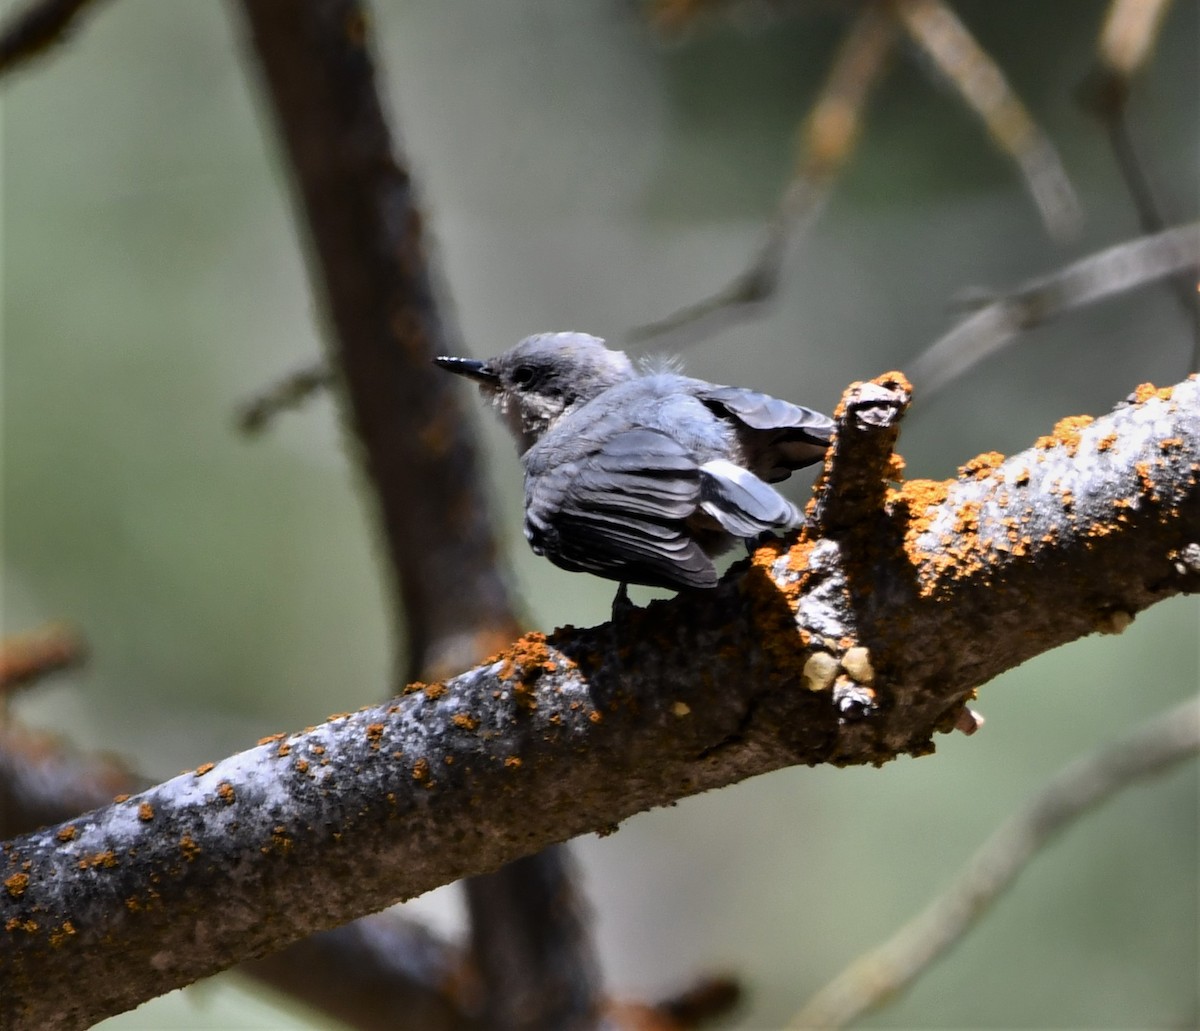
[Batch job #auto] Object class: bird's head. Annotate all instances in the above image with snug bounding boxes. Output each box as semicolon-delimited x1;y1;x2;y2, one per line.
436;332;636;451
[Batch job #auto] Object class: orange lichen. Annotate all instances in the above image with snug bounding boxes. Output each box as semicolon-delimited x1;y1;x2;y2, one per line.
124;897;141;912
1096;431;1118;452
953;499;981;535
887;477;993;596
276;741;291;758
261;826;292;856
958;451;1005;479
411;757;431;783
588;709;603;724
452;713;479;731
179;836;201;862
1131;382;1173;404
365;723;385;751
194;763;214;777
1159;437;1184;452
56;825;77;843
504;756;522;769
6;918;38;933
295;758;309;774
325;712;351;722
113;793;131;803
878;370;912;393
48;920;76;947
889;477;949;517
885;452;907;481
311;745;325;756
137;803;154;823
78;850;118;871
1135;460;1156;494
498;632;557;682
257;733;286;747
1035;414;1094;456
423;682;447;700
216;781;235;805
4;872;29;898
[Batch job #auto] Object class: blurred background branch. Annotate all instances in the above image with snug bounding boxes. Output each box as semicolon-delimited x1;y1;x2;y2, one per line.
908;221;1200;396
634;0;1083;345
0;0;110;76
790;694;1200;1030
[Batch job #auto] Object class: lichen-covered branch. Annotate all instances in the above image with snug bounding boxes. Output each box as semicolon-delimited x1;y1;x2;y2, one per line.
2;374;1197;1031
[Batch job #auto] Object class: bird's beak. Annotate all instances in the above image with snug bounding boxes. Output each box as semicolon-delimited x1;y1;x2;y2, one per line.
433;355;499;384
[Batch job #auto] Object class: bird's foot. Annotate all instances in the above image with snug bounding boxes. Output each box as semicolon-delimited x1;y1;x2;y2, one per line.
743;530;775;556
611;581;638;626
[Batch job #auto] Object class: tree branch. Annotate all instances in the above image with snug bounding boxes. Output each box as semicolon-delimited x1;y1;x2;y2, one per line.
235;3;602;1027
237;0;520;684
463;848;603;1031
0;0;110;77
0;624;86;705
0;721;485;1031
908;222;1200;397
3;372;1197;1030
243;912;479;1031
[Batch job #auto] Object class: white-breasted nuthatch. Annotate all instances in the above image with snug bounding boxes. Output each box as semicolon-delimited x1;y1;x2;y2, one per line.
435;333;833;592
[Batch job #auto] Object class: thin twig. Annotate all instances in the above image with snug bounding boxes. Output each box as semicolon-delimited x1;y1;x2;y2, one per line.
1078;0;1199;368
0;624;86;708
908;221;1200;397
789;694;1200;1030
631;2;896;344
892;0;1081;241
0;0;110;77
1096;0;1174;81
237;359;333;435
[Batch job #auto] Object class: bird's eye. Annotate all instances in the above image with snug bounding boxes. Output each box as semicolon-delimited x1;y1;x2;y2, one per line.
511;365;536;387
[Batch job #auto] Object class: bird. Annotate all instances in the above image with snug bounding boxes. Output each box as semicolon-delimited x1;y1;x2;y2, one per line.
435;332;833;594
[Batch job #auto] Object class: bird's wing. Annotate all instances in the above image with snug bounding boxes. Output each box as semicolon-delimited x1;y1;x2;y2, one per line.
524;427;718;590
698;385;834;442
696;384;833;480
698;459;802;539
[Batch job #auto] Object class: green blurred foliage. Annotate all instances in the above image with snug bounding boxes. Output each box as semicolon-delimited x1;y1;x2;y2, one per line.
2;1;1196;1028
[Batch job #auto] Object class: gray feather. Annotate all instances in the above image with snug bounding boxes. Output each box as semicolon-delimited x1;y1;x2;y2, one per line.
698;385;834;440
524;428;717;590
698;459;802;538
